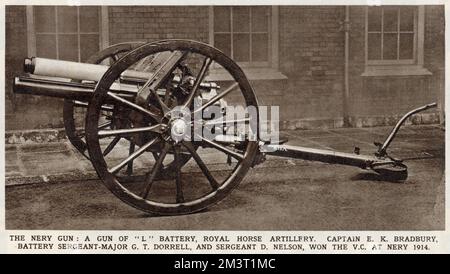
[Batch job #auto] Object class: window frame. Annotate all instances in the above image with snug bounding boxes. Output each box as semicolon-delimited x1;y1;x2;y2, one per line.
208;6;279;70
26;6;109;60
364;5;425;67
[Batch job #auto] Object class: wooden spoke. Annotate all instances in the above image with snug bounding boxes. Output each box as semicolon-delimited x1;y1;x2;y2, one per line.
173;147;185;203
74;100;114;112
182;142;219;190
183;57;212;109
98;121;112;130
151;152;166;169
195;134;244;160
193;82;239;114
103;136;121;156
126;142;136;175
108;137;158;174
151;152;159;160
98;124;162;137
73;100;89;107
141;143;171;199
79;129;111;139
203;117;251;126
106;91;160;120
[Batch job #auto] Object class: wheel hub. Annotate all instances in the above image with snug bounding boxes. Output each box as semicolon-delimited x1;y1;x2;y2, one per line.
172;119;187;135
170;118;189;143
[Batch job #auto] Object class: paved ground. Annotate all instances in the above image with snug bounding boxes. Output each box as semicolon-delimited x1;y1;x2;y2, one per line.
5;125;445;230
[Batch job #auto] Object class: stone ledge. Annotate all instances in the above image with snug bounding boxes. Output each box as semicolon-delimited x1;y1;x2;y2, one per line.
361;65;433;77
279;112;440;130
5;128;67;145
348;112;440;128
281;117;344;130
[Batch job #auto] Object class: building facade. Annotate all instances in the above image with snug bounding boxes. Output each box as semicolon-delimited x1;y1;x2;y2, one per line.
5;5;445;132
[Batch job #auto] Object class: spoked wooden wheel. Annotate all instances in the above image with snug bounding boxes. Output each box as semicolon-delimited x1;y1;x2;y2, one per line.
86;39;259;215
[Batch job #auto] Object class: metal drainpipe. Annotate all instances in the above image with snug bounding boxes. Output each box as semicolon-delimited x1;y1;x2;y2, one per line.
343;6;351;127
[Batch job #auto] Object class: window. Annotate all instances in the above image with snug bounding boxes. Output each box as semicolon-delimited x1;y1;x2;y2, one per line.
212;6;271;66
363;5;431;76
208;6;285;80
210;6;279;70
27;6;107;62
367;6;417;64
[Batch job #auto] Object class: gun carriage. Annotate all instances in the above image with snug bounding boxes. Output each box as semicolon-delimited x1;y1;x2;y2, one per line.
13;39;437;215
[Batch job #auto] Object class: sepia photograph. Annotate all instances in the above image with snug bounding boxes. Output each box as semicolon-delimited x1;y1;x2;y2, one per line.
3;2;445;237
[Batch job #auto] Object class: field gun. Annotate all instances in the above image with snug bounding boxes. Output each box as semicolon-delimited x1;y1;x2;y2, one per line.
12;39;437;215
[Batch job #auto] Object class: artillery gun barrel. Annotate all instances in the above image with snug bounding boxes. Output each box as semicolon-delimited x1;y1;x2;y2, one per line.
14;57;220;101
24;57;152;82
13;75;136;101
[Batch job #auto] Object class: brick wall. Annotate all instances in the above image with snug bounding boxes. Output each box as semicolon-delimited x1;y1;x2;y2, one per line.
5;6;28;129
424;5;445;123
278;6;346;129
108;6;209;44
5;6;27;101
